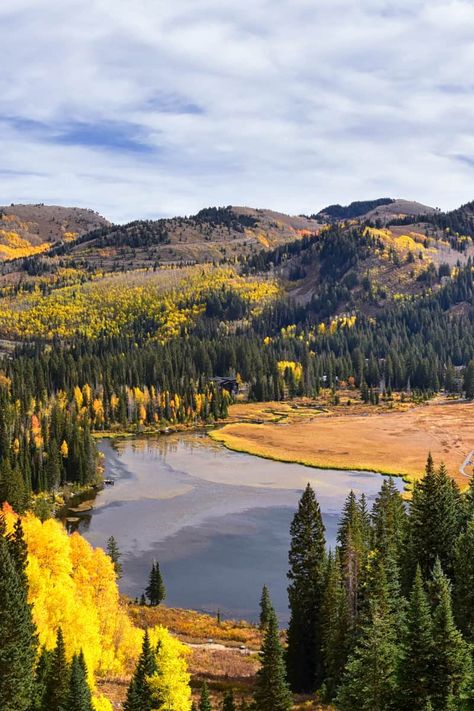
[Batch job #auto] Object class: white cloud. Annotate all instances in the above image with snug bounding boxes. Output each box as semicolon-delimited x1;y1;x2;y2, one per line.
0;0;473;222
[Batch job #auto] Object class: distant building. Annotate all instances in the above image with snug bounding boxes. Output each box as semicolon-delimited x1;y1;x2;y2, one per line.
211;376;239;394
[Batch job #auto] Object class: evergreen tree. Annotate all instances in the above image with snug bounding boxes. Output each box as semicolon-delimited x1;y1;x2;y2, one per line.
222;689;236;711
399;566;434;709
146;561;166;606
259;584;273;631
106;535;123;578
124;629;157;711
428;559;470;709
337;490;370;623
43;627;70;711
286;483;326;692
371;476;406;562
454;515;474;641
0;533;37;711
31;647;52;711
320;551;350;700
199;681;212;711
254;605;292;711
464;360;474;399
7;516;29;589
336;605;399;710
336;558;400;711
408;456;463;581
66;652;93;711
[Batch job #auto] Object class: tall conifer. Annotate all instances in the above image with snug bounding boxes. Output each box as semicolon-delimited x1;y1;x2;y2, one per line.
320;550;350;700
399;566;434;709
124;629;157;711
454;515;474;641
0;533;37;711
286;483;326;692
428;560;469;709
43;627;70;711
254;605;292;711
408;456;463;581
336;559;400;711
259;584;273;631
66;652;93;711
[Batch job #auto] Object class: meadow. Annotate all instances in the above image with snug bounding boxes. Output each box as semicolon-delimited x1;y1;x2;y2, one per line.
211;397;474;487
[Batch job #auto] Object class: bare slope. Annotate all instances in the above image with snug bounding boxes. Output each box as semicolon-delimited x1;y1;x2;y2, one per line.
0;204;110;260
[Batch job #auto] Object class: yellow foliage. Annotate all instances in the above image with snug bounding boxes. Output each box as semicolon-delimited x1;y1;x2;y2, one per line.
92;696;113;711
328;315;357;334
2;505;142;680
277;360;303;382
148;626;192;711
0;230;50;260
0;266;279;341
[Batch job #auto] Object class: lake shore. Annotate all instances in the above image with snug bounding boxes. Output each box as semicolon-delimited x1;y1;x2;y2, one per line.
210;398;474;488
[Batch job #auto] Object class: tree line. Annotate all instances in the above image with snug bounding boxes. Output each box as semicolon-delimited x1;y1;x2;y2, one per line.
279;455;474;710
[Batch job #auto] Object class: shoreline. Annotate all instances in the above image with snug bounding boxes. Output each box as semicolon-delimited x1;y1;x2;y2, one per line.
209;427;411;488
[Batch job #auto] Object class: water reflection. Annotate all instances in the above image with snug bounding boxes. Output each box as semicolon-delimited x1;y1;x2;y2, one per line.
72;433;402;623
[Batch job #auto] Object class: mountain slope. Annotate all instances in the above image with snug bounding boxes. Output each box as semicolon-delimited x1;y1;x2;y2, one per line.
0;204;110;260
43;206;323;270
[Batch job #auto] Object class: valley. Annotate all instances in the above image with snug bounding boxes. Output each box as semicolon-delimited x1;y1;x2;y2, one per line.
1;195;473;711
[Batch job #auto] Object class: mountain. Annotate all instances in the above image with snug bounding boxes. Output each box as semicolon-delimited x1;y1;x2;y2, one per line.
25;205;323;271
316;197;437;223
0;204;110;260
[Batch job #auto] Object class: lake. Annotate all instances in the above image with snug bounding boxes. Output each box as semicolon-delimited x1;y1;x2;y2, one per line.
74;433;402;624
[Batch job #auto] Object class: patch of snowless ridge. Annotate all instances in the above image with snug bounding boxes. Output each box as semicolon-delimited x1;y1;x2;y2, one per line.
0;203;110;244
366;198;438;219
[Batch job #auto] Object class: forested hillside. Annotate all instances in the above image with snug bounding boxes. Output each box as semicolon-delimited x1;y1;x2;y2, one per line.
0;198;474;710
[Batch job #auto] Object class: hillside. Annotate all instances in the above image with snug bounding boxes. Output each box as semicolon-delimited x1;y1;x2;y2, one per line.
315;197;437;223
0;204;110;261
45;205;321;271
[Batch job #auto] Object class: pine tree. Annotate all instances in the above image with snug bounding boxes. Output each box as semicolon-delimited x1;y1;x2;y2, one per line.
399;566;434;709
371;476;406;562
286;483;326;692
106;535;123;578
66;652;93;711
454;515;474;641
408;456;463;581
259;584;273;631
463;360;474;399
0;533;37;711
124;629;157;711
31;647;52;711
43;627;70;711
336;557;400;711
320;551;350;700
428;559;470;709
7;517;29;590
335;604;400;710
199;681;212;711
146;561;166;606
222;689;236;711
337;490;370;623
254;605;292;711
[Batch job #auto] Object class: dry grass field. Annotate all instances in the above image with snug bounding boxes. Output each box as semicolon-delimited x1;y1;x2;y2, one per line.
211;398;474;488
99;603;333;709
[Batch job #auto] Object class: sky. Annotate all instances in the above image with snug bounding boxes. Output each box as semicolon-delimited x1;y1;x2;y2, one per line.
1;0;474;223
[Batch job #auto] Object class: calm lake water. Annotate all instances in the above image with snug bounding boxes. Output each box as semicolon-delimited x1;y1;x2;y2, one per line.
74;433;402;624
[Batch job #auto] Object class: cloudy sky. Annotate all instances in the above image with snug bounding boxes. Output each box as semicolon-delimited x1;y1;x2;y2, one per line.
1;0;473;222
